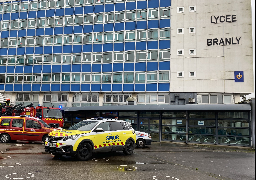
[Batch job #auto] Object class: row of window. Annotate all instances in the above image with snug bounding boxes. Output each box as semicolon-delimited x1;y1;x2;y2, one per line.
3;71;169;84
1;29;170;48
0;50;170;65
197;94;233;104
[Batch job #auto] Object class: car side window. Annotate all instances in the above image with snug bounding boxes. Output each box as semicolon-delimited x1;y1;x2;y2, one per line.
26;120;41;129
96;122;110;131
12;119;24;128
1;119;11;126
110;121;124;131
122;122;133;130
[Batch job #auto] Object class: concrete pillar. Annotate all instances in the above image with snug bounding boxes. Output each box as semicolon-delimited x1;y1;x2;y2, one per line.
67;93;73;107
234;94;241;104
99;93;104;106
251;98;255;148
39;93;44;106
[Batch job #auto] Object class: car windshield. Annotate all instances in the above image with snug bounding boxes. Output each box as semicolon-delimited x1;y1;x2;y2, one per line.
38;119;50;128
68;121;99;131
43;109;62;118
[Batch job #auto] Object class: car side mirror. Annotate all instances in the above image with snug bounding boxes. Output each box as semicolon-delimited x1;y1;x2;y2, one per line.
94;128;104;132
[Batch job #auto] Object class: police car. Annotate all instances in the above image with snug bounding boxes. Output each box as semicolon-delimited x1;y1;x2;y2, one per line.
45;119;136;161
135;131;151;148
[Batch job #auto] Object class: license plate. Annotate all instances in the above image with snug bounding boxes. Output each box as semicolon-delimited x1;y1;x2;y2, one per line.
49;143;56;147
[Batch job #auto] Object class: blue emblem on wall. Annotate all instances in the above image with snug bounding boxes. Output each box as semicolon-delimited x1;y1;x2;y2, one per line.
234;71;244;82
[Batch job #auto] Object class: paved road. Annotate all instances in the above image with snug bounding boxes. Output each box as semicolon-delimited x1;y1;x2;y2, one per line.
0;142;254;180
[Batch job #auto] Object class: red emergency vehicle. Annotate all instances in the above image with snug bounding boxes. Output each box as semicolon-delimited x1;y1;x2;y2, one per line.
0;116;55;143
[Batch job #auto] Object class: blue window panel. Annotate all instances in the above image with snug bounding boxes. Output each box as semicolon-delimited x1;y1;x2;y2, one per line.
53;46;62;53
65;8;74;15
62;65;71;72
126;2;136;10
94;5;104;13
114;43;124;51
137;1;147;9
148;0;159;8
37;10;45;18
93;44;102;52
125;22;136;30
36;28;44;36
0;48;7;55
81;84;90;91
123;84;134;91
146;83;157;91
3;13;10;20
10;30;17;37
7;66;15;73
83;44;92;52
94;24;103;32
64;26;73;34
56;8;64;16
0;66;6;73
82;64;91;72
18;29;26;37
5;84;13;91
136;41;146;50
105;4;114;12
159;83;170;91
17;47;25;55
148;20;159;29
113;63;123;71
137;21;147;29
112;84;122;91
42;65;51;73
124;63;134;71
45;28;53;35
104;23;114;31
160;19;170;28
63;45;72;53
71;84;80;91
91;84;101;91
135;84;145;91
147;41;158;49
159;61;170;70
160;0;171;7
135;62;146;71
27;29;35;36
115;3;125;11
102;84;111;91
75;7;83;14
28;11;36;18
23;84;31;91
44;46;52;54
114;23;124;31
20;12;27;19
14;84;22;92
147;62;158;71
102;64;112;72
46;9;55;17
92;64;101;72
159;40;170;49
73;45;82;53
26;47;34;54
33;65;42;73
8;48;16;55
11;13;19;20
24;66;32;73
54;27;63;35
125;42;135;51
1;31;9;38
72;64;81;72
32;84;41;91
52;65;61;73
84;6;94;14
51;84;60;91
74;26;82;33
103;43;113;52
83;25;93;33
0;85;4;90
41;84;50;91
0;14;2;21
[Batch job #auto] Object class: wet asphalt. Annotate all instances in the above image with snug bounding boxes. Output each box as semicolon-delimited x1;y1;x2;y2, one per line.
0;142;254;180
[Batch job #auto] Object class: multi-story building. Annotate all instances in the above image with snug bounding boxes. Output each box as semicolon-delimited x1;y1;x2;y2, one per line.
0;0;253;108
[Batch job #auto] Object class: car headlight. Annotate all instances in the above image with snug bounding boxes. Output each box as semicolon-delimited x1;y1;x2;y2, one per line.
64;134;79;141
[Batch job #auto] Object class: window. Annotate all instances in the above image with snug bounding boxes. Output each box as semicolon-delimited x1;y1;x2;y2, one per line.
1;119;11;126
75;0;84;6
103;52;112;63
189;49;196;55
36;37;44;46
177;49;184;56
83;53;91;62
63;55;72;63
148;29;158;40
84;14;93;24
110;122;124;131
37;18;45;28
54;36;63;45
189;6;196;12
82;74;90;82
115;32;124;42
45;37;53;45
42;74;51;82
135;73;145;83
83;34;92;43
12;3;19;12
104;32;113;43
147;73;157;82
137;30;147;40
12;119;23;128
74;15;83;25
62;73;70;82
66;0;75;7
115;12;124;22
73;54;81;63
64;35;72;44
189;72;196;77
177;28;184;34
136;51;147;62
160;8;170;18
46;17;54;27
18;38;26;47
95;14;103;23
72;73;80;82
126;11;136;21
160;29;170;39
148;9;158;19
114;52;123;62
74;35;82;44
159;50;170;61
210;95;217;104
159;72;169;81
85;0;94;4
177;71;184;78
113;73;122;83
93;54;102;63
35;56;43;63
125;51;134;62
223;95;232;104
177;7;184;13
65;16;73;25
44;55;52;63
202;95;209;103
124;73;134;83
55;17;64;26
11;21;19;29
148;50;158;61
38;1;47;10
28;19;36;28
52;74;60;82
137;10;147;20
56;0;65;8
93;33;103;43
125;31;135;41
1;22;9;30
105;12;114;23
1;39;8;48
97;122;110;131
189;27;195;33
92;74;101;82
27;38;35;47
16;56;25;65
20;2;29;12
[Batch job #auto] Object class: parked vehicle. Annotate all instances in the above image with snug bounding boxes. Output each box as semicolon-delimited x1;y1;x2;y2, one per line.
135;131;152;148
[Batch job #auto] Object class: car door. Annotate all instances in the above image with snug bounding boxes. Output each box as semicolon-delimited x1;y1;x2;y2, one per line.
10;118;25;140
24;119;44;141
93;121;112;152
109;121;126;151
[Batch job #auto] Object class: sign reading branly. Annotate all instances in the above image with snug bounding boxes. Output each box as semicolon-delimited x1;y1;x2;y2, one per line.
207;15;241;46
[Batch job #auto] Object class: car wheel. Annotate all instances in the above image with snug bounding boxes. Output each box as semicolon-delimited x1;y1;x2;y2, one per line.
76;142;92;161
136;139;145;148
0;134;11;143
123;139;135;155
